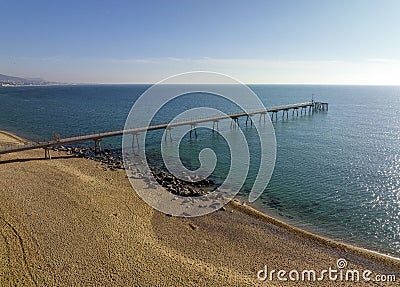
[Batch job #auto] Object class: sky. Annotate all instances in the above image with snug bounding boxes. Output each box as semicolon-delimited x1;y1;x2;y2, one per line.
1;0;400;84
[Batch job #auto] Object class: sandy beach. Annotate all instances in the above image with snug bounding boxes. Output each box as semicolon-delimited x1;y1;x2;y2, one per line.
0;130;399;286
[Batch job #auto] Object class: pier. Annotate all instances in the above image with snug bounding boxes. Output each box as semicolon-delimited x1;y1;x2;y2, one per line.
0;101;328;158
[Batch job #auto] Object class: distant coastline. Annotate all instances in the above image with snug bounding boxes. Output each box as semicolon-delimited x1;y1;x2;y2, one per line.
0;72;65;87
0;83;67;87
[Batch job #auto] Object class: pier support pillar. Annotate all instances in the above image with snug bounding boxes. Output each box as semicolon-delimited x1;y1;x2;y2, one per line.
132;133;140;153
164;127;172;142
258;113;266;123
282;109;289;119
94;138;102;155
271;111;278;121
189;124;197;138
230;117;239;129
44;148;51;159
212;120;219;134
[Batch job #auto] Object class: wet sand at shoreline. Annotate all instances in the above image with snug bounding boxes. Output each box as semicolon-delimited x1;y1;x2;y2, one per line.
0;130;399;286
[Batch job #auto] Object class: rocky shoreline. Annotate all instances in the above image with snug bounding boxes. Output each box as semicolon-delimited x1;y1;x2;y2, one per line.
53;145;124;170
52;145;216;197
151;170;215;197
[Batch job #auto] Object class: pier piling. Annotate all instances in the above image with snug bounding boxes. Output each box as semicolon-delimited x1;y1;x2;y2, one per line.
212;120;219;134
131;133;140;153
94;138;102;155
44;148;51;159
189;124;197;138
230;116;239;129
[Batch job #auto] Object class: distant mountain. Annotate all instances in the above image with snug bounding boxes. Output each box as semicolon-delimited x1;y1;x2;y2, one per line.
0;73;54;86
0;74;26;82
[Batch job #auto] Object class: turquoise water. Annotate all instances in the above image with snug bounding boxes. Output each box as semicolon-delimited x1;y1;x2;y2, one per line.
0;84;399;257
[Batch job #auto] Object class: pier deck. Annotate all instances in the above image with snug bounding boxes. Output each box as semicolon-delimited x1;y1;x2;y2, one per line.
0;101;328;157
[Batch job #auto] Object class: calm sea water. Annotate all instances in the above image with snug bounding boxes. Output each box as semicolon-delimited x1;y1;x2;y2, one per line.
0;84;399;257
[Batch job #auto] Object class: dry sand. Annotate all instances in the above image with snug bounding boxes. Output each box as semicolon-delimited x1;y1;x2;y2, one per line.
0;130;399;286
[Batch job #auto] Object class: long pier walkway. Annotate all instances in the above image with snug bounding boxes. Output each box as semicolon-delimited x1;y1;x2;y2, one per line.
0;101;328;158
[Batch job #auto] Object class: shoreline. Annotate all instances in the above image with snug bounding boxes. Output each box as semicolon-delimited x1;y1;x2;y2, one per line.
244;198;400;261
229;200;400;265
0;129;30;144
1;129;399;264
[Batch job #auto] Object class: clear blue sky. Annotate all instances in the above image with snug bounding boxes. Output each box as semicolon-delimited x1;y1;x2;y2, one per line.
1;0;400;84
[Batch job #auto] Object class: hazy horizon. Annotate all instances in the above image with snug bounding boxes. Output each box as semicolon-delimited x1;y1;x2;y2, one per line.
5;73;400;87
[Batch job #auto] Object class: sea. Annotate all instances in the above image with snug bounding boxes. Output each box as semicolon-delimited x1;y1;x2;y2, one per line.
0;84;399;258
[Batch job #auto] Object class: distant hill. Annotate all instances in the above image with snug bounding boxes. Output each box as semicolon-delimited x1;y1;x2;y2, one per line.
0;73;53;86
0;74;27;82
